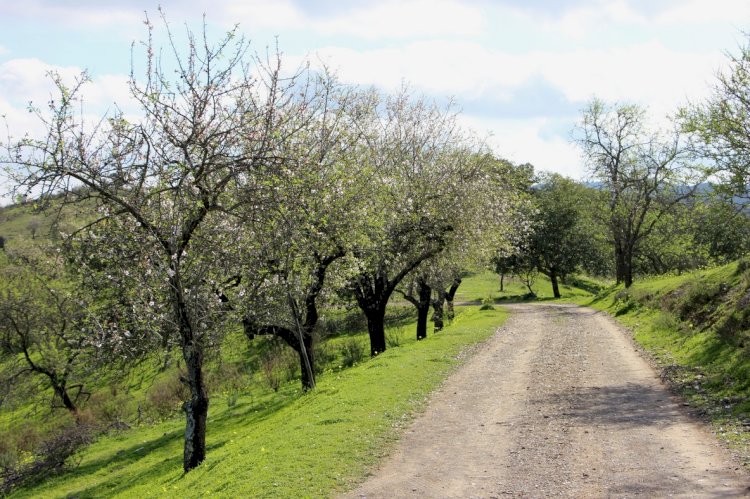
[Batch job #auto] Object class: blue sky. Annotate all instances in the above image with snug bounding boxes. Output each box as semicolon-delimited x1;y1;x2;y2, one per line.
1;0;749;202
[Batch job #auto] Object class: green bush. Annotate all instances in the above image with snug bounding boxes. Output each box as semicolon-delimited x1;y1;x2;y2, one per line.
339;338;365;367
145;372;190;418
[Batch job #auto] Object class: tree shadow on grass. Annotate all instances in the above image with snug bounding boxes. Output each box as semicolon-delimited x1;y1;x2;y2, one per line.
17;391;298;497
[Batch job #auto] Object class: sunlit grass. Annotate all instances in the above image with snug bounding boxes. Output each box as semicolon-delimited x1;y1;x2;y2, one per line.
9;306;508;498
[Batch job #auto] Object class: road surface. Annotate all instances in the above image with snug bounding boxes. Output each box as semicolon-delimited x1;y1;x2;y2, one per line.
343;303;749;498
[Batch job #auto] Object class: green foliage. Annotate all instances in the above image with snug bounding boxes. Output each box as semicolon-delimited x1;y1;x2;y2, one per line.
680;33;750;202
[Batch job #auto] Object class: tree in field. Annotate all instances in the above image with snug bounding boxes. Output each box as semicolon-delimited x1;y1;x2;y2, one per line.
2;15;310;472
681;34;750;205
0;251;93;416
396;155;529;338
527;174;591;298
574;99;698;287
395;271;433;340
234;77;368;390
345;89;481;356
636;192;750;274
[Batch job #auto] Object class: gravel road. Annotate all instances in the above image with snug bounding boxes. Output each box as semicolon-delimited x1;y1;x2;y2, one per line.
343;303;750;498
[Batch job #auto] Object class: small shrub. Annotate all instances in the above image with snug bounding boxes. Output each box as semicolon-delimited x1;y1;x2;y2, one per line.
386;328;405;348
614;289;630;303
0;439;17;471
1;424;94;495
736;258;750;275
86;388;130;426
260;347;285;392
146;372;190;418
479;304;495;311
674;281;726;325
13;426;41;454
207;363;246;395
652;311;682;332
226;389;240;408
313;342;335;374
340;338;365;368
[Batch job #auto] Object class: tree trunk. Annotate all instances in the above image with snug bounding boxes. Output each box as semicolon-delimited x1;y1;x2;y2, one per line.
298;332;315;391
445;278;462;320
171;272;209;473
52;381;77;414
431;294;445;332
614;243;626;285
499;273;504;292
182;344;208;472
365;306;387;356
415;280;432;340
550;271;561;298
623;248;634;288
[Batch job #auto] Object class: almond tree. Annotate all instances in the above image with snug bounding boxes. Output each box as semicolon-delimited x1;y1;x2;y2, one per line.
0;251;93;416
2;14;309;472
231;77;371;391
345;89;481;356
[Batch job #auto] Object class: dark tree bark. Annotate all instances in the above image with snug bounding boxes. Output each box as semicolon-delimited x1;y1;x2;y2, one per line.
499;273;504;292
242;250;343;391
444;277;462;320
352;246;443;356
18;334;82;415
431;291;445;332
399;277;432;340
362;303;387;356
171;275;209;472
182;348;208;471
550;270;561;298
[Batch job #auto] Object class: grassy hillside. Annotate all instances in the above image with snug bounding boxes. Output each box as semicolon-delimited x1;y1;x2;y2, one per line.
580;260;750;465
7;306;507;498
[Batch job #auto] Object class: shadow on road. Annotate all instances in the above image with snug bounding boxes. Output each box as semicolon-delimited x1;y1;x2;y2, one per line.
535;382;683;428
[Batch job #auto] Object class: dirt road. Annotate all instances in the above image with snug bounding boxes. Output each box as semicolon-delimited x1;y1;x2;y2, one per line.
343;303;750;498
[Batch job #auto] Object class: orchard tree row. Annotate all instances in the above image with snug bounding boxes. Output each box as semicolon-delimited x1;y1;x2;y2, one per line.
0;17;528;473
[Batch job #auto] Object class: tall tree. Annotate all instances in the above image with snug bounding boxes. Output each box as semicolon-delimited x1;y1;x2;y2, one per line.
574;99;698;287
234;77;369;391
2;14;309;471
681;34;750;205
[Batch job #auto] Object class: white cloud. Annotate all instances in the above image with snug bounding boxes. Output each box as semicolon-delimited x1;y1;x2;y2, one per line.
536;42;724;114
309;39;723;118
461;115;584;178
223;0;485;39
538;0;645;39
0;58;136;140
655;0;750;25
0;1;142;28
314;0;485;39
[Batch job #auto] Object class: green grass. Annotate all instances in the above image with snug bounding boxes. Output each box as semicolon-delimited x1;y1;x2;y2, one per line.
577;261;750;466
8;306;508;498
456;270;604;303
